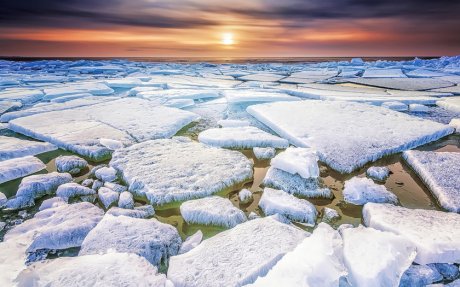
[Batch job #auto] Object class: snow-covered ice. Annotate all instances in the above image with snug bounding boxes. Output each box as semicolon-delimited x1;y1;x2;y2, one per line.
55;155;88;175
238;73;286;82
0;101;21;115
322;207;341;223
198;126;288;149
110;138;253;205
259;188;318;225
43;82;114;99
347;77;454;91
178;230;203;255
180;196;247;228
56;183;95;201
437;97;460;113
363;203;460;264
238;188;253;203
106;205;155;218
403;150;460;212
409;103;430;113
381;101;408;111
97;187;119;209
16;172;73;201
118;191;134;209
270;147;319;179
449;118;460;133
343;177;398;205
167;216;307;287
223;89;299;104
16;253;171;287
253;147;276;160
0;156;46;184
38;197;67;211
0;136;56;161
247;101;453;173
362;68;406;78
0;88;44;104
366;166;390;181
248;223;346;287
95;166;118;182
79;214;181;266
341;225;416;287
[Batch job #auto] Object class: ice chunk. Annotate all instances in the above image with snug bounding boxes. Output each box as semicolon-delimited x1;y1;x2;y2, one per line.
16;172;73;201
180;196;247;228
238;73;286;82
167;216;307;287
343;177;398;205
259;188;317;225
95;166;118;182
263;167;333;198
217;119;250;127
253;147;276;160
0;136;56;161
55;155;88;175
238;188;253;203
347;78;454;91
49;92;94;103
366;166;390;181
138;88;220;101
247;101;453;173
271;147;319;179
110;139;253;205
198;126;288;149
178;230;203;254
362;68;406;78
322;207;341;223
56;183;95;201
99;138;124;150
0;101;22;115
97;187;119;209
248;223;347;287
342;225;416;287
438;97;460;113
79;214;181;266
410;103;430;113
118;191;134;209
363;203;460;264
38;197;67;211
381;101;408;111
403;150;460;212
16;252;170;287
449;118;460;133
400;265;443;287
0;156;46;184
106;205;155;218
428;263;460;281
104;182;127;193
0;88;43;104
105;78;143;88
224;89;300;104
43;82;114;99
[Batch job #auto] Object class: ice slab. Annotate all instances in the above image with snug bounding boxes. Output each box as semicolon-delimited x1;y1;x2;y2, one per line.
118;191;134;209
271;147;319;179
238;188;253;203
178;230;203;255
343;177;398;205
180;196;247;228
0;136;56;161
167;216;307;287
9;98;199;161
38;197;66;211
431;84;460;95
16;172;73;201
247;101;453;173
98;187;119;209
342;225;416;287
346;78;454;91
263;167;333;198
362;68;407;78
106;205;155;218
110;138;253;205
437;97;460;113
382;101;408;111
16;252;170;287
55;155;88;175
409;103;430;113
56;183;95;201
403;150;460;212
105;78;143;88
138;88;220;101
198;126;288;149
238;73;286;82
224;89;300;104
49;93;94;103
281;70;338;83
0;101;22;115
366;166;390;181
406;69;450;78
363;203;460;264
248;223;346;287
0;88;43;104
95;166;117;182
259;188;317;225
79;214;181;266
43;82;114;99
253;147;276;160
0;156;45;184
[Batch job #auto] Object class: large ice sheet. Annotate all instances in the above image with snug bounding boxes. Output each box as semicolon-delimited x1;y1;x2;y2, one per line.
270;147;319;179
248;223;347;287
437;97;460;113
0;156;45;184
110;138;253;205
180;196;247;228
224;89;299;104
16;253;170;287
79;214;181;266
403;150;460;212
198;126;288;149
167;216;308;287
247;101;453;173
342;225;416;287
9;98;199;161
347;78;454;91
343;177;398;205
363;203;460;264
0;136;56;161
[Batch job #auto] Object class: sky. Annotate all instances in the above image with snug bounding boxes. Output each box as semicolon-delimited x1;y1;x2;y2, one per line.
0;0;459;57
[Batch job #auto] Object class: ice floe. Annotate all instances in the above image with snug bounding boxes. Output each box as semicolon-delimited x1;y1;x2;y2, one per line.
259;188;317;225
346;78;454;91
106;205;155;218
97;187;119;209
0;88;44;104
198;126;288;149
56;183;95;201
16;172;72;201
253;147;276;160
0;136;56;161
381;101;408;111
403;150;460;212
409;103;430;113
118;191;134;209
79;214;181;266
366;166;390;181
178;230;203;255
247;101;453;173
223;89;299;104
55;155;88;175
110;138;253;205
238;188;253;203
0;156;46;185
38;197;66;211
180;196;247;228
167;216;307;287
437;97;460;113
343;177;398;205
271;147;319;179
43;82;114;99
363;203;460;264
362;68;407;78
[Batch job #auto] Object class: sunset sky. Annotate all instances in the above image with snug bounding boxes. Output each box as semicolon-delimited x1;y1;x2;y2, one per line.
1;0;459;57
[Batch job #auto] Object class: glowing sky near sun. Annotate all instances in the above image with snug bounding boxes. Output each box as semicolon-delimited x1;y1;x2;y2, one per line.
0;0;459;57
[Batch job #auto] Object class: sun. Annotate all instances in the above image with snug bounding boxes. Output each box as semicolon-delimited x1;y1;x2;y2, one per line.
221;32;234;45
